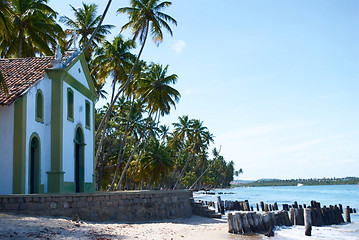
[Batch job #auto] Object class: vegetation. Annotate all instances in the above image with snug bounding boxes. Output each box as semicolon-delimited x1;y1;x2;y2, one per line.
237;177;359;187
0;0;238;190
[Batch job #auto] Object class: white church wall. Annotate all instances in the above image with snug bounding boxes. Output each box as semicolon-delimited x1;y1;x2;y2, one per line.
68;60;90;89
0;104;14;195
62;82;94;183
25;76;52;193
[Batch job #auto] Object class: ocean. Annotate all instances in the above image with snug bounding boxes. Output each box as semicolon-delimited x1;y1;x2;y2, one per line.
193;184;359;239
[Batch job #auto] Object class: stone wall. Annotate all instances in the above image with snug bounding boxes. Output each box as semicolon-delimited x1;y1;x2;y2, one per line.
0;190;193;222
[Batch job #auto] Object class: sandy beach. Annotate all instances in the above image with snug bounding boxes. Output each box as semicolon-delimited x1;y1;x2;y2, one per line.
0;213;233;240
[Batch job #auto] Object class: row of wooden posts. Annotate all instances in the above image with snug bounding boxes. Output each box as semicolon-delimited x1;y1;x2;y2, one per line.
220;197;355;237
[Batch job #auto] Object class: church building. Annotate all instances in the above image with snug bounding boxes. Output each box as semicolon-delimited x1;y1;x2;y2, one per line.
0;50;97;194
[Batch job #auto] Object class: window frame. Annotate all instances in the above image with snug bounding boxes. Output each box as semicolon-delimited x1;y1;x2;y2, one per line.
67;88;74;122
85;100;91;130
35;89;44;123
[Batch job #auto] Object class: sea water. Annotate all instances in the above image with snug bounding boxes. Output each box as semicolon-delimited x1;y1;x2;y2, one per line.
193;184;359;239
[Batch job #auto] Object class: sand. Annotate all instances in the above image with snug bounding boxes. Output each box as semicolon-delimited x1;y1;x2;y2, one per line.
0;213;231;240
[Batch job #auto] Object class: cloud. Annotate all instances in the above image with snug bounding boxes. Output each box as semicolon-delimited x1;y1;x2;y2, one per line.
172;40;186;54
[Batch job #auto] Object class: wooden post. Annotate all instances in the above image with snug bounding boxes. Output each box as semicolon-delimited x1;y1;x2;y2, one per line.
264;204;269;212
247;212;255;232
282;204;289;211
339;204;343;214
234;201;240;211
257;213;265;232
273;202;278;211
227;212;234;233
262;213;272;231
241;213;251;233
270;212;277;226
251;212;260;232
321;207;328;225
345;206;351;223
296;208;304;225
217;196;224;214
290;208;295;225
256;203;259;211
304;208;312;236
234;213;243;234
245;200;250;211
260;201;265;211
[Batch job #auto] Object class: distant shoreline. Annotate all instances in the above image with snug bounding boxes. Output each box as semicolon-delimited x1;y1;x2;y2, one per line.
232;176;359;187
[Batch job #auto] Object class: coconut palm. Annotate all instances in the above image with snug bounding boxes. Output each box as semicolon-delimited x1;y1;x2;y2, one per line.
158;124;169;143
118;63;179;189
60;3;114;59
137;63;180;120
173;119;213;189
0;0;12;38
2;0;64;58
140;139;173;188
81;0;112;54
92;35;135;100
95;0;177;159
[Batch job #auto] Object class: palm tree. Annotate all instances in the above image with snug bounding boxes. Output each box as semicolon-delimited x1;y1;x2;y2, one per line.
2;0;64;58
173;119;213;189
0;0;12;38
92;35;135;101
137;63;180;120
81;0;112;55
172;115;192;144
95;0;177;160
60;3;114;60
189;147;221;190
140;139;173;189
0;1;12;92
158;124;169;143
118;63;180;189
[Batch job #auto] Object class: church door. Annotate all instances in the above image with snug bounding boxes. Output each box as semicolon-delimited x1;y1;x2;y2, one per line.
29;137;40;194
74;127;84;192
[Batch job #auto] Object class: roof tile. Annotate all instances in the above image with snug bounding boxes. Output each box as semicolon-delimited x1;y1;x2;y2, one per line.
0;57;54;105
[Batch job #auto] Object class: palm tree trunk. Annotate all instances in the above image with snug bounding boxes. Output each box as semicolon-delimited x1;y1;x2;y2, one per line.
107;93;136;190
18;28;23;58
173;146;195;190
116;107;154;190
82;0;112;54
94;21;150;168
127;108;157;187
94;82;117;176
127;140;147;187
189;156;220;190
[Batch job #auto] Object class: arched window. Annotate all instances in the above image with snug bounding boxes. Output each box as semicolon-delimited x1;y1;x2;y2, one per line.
85;100;90;129
35;90;44;123
67;88;74;121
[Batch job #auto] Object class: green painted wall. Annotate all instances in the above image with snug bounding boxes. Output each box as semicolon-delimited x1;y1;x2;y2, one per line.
46;70;64;193
13;95;27;194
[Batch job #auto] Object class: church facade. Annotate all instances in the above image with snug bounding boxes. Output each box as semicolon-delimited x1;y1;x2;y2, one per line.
0;52;97;194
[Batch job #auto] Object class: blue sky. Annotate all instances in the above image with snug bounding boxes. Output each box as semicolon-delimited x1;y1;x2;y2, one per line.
50;0;359;180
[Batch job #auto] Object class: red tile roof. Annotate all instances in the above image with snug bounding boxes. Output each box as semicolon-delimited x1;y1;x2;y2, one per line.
0;57;55;105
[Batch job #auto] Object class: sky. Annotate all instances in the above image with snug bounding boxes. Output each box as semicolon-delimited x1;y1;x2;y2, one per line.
49;0;359;180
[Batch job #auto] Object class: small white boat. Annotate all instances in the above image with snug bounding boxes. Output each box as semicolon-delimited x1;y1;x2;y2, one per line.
297;183;304;187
